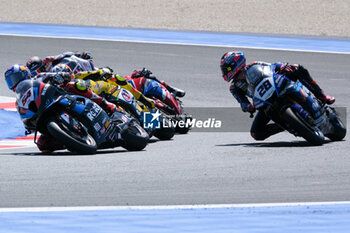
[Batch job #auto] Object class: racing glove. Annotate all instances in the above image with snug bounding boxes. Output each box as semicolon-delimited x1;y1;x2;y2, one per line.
241;102;255;113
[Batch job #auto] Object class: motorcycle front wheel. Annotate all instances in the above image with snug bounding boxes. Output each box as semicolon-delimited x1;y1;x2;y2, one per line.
282;107;325;146
47;118;97;154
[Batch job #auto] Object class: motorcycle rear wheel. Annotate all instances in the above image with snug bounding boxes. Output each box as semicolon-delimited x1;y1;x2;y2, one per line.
175;115;191;134
153;127;175;140
282;107;325;146
47;119;97;154
175;125;190;134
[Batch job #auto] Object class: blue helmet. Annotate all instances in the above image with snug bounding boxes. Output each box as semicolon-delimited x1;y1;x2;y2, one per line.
4;64;31;92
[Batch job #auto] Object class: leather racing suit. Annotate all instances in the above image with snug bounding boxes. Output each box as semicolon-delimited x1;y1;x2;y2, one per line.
73;70;156;109
124;73;181;113
231;61;329;140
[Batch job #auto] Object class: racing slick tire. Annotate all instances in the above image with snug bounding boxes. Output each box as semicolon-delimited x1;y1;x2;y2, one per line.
282;107;325;146
47;118;97;154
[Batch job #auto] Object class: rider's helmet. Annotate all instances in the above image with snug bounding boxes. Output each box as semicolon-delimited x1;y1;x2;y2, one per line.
220;51;246;82
52;63;73;74
26;56;45;76
4;64;32;92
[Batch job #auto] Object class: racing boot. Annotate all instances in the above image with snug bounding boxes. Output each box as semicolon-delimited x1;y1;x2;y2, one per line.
138;95;156;109
316;91;335;105
160;81;186;98
297;66;335;105
100;98;119;115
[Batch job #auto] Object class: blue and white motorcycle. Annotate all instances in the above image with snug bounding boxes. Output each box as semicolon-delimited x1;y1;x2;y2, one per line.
16;79;149;154
246;64;346;145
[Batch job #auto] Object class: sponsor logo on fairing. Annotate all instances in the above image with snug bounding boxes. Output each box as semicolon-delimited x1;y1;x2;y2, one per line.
99;127;106;135
121;90;131;101
87;104;101;121
94;122;101;131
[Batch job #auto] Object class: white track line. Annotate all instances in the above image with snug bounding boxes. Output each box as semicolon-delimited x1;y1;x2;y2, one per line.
1;201;350;212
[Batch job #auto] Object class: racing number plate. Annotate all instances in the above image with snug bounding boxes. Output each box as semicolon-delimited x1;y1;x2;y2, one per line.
254;76;275;101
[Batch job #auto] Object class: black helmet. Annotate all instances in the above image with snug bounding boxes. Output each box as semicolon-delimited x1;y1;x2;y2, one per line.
26;56;45;76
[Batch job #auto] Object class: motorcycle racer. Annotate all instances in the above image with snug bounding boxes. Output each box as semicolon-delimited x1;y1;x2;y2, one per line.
4;64;118;152
59;66;156;109
130;68;186;98
26;51;93;76
123;68;186;113
30;52;157;109
27;52;184;112
52;61;181;111
220;50;335;141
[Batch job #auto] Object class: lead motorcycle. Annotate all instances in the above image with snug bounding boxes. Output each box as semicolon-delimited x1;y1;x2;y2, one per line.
246;64;346;145
16;79;149;154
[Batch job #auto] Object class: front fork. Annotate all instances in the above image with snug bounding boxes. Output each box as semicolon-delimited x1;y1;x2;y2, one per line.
284;82;324;123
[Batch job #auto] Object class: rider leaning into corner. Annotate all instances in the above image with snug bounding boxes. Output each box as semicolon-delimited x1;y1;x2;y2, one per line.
26;51;94;75
26;52;186;112
26;51;157;110
4;64;120;153
119;68;186;112
43;64;158;109
220;51;335;141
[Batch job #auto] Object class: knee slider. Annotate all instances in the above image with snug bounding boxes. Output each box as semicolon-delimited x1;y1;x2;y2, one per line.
250;129;265;141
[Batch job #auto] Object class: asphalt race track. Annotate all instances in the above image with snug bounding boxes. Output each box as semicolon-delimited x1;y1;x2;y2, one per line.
0;35;349;208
